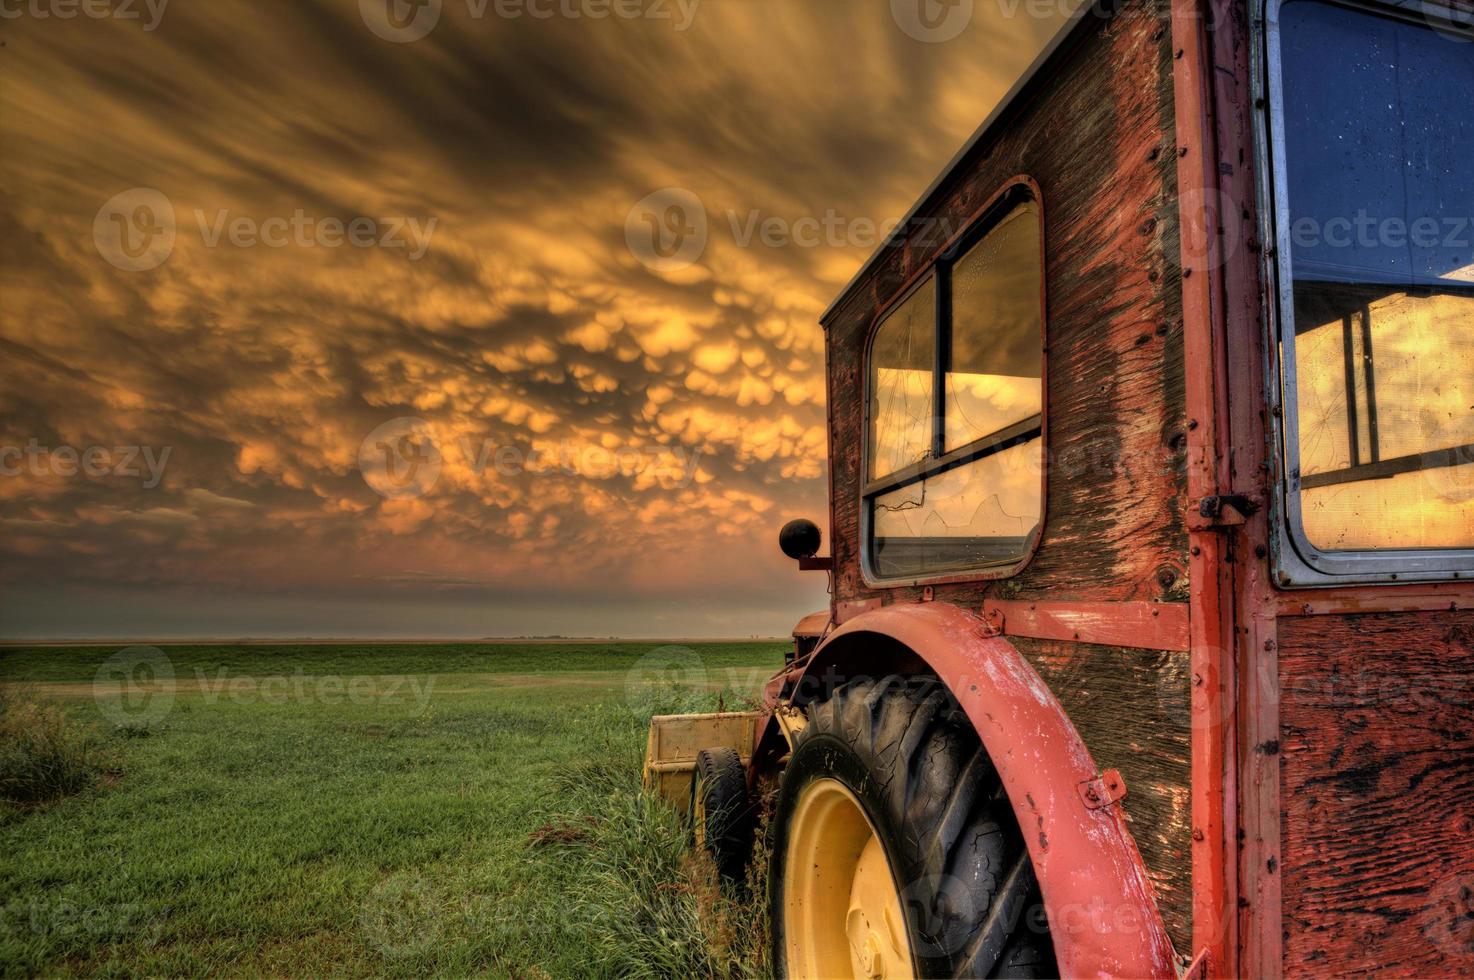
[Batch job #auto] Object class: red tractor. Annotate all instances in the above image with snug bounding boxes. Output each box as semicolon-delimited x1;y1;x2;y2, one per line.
646;0;1474;975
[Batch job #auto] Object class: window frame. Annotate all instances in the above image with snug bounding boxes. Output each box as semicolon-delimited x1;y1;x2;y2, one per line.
859;178;1048;588
1256;0;1474;586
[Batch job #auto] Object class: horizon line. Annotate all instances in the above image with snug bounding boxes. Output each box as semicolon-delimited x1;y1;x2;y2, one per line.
0;635;792;647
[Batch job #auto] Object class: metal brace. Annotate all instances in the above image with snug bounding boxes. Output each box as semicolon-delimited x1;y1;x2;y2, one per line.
1078;768;1127;810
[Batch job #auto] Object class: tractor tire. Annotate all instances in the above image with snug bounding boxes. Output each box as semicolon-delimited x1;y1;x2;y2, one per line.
769;675;1055;979
690;746;753;890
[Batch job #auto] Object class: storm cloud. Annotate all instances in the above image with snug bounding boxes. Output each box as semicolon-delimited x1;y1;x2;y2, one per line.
0;0;1066;638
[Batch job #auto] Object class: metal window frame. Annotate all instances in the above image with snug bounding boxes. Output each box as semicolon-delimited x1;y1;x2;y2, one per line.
859;179;1047;588
1255;0;1474;586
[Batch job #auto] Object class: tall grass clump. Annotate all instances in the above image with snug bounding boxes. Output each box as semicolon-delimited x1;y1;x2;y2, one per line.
530;706;770;979
0;687;115;805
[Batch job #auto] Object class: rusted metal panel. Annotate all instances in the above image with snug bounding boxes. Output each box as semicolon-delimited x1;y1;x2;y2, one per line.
791;610;829;639
821;0;1188;613
984;598;1190;651
800;603;1181;978
1011;634;1194;956
789;609;831;665
1277;609;1474;976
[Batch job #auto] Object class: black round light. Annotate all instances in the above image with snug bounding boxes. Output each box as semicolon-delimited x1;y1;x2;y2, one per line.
779;518;822;560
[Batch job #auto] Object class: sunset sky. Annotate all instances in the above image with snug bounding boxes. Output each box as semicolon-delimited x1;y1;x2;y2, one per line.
0;0;1067;639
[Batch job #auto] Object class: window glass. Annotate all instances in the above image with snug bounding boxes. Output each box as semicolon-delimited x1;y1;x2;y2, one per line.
871;440;1042;578
869;279;935;480
1279;0;1474;552
864;194;1044;579
947;201;1043;450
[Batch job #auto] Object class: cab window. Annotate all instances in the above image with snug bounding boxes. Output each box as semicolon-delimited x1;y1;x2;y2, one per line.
866;193;1044;580
1272;0;1474;567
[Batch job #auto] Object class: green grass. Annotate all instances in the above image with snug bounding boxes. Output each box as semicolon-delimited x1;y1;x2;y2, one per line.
0;689;118;805
0;643;782;977
0;642;783;684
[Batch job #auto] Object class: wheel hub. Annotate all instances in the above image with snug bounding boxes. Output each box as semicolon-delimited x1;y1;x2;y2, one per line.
782;778;916;979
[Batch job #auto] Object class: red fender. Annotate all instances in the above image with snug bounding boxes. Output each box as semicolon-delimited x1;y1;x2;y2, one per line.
776;603;1178;979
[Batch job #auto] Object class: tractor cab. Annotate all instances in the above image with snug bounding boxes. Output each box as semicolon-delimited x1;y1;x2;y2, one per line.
650;0;1474;976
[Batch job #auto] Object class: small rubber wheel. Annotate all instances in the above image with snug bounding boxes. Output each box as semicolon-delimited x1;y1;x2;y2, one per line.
690;746;754;890
769;675;1055;979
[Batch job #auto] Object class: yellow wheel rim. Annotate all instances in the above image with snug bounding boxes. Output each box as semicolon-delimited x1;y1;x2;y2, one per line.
783;778;916;980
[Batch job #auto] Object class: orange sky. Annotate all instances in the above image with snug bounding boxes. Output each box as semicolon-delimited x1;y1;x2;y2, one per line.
0;0;1066;638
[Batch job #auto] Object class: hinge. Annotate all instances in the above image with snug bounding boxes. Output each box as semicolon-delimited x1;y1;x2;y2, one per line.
980;605;1005;636
1191;493;1260;529
1078;768;1127;810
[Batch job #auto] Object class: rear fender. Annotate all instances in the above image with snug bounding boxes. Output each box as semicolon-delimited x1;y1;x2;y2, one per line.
767;602;1178;979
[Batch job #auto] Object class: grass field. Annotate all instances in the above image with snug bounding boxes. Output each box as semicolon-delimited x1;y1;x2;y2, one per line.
0;642;782;978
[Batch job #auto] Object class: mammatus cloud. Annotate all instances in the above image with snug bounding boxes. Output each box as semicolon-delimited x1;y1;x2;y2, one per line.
0;0;1066;638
